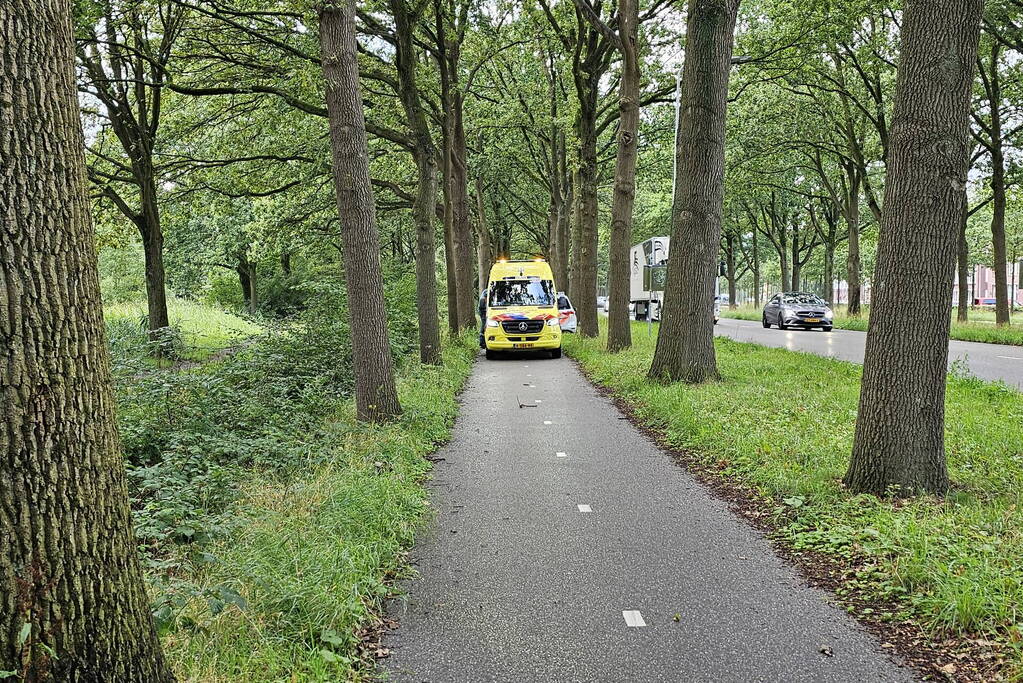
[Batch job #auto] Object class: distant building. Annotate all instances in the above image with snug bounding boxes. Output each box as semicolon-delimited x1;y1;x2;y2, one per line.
952;263;1023;307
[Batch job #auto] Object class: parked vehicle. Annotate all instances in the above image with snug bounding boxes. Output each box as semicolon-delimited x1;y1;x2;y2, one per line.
762;292;833;331
482;259;562;359
629;237;720;323
596;295;608;311
630;237;670;321
558;292;577;333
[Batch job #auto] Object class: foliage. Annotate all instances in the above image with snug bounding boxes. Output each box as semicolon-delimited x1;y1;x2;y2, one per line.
567;322;1023;673
159;337;476;680
105;292;475;678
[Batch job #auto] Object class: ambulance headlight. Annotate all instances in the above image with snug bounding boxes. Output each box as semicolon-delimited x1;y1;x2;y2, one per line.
486;319;499;328
546;318;560;327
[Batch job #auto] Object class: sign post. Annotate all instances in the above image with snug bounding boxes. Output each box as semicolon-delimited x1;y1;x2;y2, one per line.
644;264;667;337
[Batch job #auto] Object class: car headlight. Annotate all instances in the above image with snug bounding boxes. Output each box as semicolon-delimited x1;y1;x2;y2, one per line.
824;309;833;319
782;307;796;317
546;318;560;327
486;319;499;328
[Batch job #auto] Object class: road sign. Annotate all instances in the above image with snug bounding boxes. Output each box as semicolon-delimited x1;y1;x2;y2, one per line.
644;264;667;292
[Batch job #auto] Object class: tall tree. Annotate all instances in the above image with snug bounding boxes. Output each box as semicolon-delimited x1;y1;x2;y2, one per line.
434;0;477;331
648;0;739;383
972;36;1016;326
76;1;186;340
1;1;173;678
845;0;984;496
575;0;640;351
318;0;402;421
390;0;443;364
539;0;617;337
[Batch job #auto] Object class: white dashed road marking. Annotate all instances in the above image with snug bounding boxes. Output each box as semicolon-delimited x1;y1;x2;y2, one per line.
577;504;591;512
997;355;1022;360
535;399;543;404
623;610;646;627
556;451;567;458
544;420;553;425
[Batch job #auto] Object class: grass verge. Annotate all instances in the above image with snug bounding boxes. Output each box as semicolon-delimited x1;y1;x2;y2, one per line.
720;305;1023;346
106;296;263;361
158;336;477;681
566;322;1023;679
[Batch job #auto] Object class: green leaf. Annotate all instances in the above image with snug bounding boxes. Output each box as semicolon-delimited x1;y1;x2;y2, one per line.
16;622;31;647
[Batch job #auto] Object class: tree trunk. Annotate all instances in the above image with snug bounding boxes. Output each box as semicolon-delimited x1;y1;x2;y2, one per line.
569;167;583;301
648;0;738;383
985;43;1011;326
823;243;834;304
752;235;761;307
441;144;459;333
957;204;970;322
725;233;738;308
449;88;476;330
139;182;171;337
391;0;442;365
606;0;640;352
237;265;251;308
556;142;572;290
247;263;258;315
790;226;801;291
846;0;983;496
318;0;402;422
575;108;600;337
842;164;863;315
1;2;174;678
281;251;292;275
475;177;492;292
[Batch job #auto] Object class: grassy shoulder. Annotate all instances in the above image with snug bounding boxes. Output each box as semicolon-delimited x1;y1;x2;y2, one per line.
159;338;476;680
105;294;477;680
566;323;1023;676
720;305;1023;346
106;296;263;361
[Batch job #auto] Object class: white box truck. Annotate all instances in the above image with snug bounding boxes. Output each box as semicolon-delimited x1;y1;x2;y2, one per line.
630;236;670;320
629;236;719;323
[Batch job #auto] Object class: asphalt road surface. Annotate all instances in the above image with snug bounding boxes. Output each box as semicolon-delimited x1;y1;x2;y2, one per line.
714;318;1023;389
383;356;910;682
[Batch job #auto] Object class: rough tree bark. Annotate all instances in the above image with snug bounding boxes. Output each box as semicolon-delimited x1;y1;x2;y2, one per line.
648;0;739;383
76;4;180;341
390;0;442;364
575;101;601;336
845;0;983;496
597;0;640;352
475;177;493;292
957;204;970;323
976;41;1011;326
843;164;863;315
319;0;402;422
1;2;174;678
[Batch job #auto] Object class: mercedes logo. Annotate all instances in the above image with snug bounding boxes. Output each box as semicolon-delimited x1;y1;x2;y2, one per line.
518;322;529;331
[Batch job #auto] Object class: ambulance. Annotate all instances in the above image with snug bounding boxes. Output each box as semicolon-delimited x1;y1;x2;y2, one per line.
482;259;562;360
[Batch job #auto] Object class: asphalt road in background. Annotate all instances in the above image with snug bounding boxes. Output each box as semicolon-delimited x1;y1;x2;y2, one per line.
383;356;909;682
714;318;1023;389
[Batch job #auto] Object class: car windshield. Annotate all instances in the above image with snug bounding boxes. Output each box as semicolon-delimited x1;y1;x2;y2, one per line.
489;278;555;307
783;294;826;306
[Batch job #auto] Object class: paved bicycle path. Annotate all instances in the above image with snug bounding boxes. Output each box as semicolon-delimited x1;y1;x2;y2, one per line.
383;355;910;682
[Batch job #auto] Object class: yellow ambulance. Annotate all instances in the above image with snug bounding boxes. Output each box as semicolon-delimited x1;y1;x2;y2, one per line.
482;259;562;359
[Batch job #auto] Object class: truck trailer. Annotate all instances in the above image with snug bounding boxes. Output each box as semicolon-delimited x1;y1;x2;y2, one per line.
630;236;670;320
628;236;719;323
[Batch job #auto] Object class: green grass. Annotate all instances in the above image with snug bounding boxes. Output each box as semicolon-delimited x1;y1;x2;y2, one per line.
160;335;478;681
721;304;1023;346
566;323;1023;673
105;296;263;361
